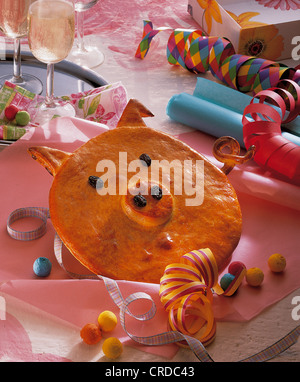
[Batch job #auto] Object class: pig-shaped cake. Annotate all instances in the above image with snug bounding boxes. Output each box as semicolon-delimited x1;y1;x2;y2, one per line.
28;99;252;283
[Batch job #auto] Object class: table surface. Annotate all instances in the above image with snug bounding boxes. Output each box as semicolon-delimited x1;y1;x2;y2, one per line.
0;0;299;363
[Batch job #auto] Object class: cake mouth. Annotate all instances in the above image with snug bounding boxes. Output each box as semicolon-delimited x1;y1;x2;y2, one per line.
121;179;174;228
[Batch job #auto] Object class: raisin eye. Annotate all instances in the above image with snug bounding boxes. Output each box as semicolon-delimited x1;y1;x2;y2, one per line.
88;175;104;189
151;185;163;200
133;194;147;207
139;153;151;167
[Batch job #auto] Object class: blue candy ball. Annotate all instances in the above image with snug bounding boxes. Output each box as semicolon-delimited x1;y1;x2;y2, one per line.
220;273;235;291
33;257;52;277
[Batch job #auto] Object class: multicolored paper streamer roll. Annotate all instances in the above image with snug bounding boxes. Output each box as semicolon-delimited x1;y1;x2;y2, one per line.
159;249;246;346
135;20;300;95
243;79;300;185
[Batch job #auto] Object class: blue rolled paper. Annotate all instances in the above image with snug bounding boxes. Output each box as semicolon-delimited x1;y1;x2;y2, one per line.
167;91;245;146
166;78;300;148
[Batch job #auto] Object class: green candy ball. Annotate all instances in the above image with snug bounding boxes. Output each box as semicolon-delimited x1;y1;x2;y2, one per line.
220;273;235;291
15;110;30;126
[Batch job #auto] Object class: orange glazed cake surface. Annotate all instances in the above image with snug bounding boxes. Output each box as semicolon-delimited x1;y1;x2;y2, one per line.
28;100;242;283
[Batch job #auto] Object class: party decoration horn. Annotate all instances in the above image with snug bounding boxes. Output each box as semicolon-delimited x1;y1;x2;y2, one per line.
135;21;300;95
243;79;300;185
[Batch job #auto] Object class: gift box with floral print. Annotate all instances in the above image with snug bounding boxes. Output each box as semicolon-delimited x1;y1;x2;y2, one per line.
187;0;300;60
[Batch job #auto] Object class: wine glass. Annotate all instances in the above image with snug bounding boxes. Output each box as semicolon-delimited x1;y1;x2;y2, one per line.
0;0;43;94
67;0;104;68
28;0;76;124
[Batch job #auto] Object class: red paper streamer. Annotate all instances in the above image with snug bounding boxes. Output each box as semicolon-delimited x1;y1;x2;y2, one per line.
243;80;300;185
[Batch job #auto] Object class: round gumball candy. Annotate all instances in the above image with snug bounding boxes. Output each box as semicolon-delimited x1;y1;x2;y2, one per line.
268;253;286;273
102;337;123;359
15;110;30;126
220;273;235;291
98;310;118;332
228;261;246;276
246;267;264;287
80;323;102;345
33;257;52;277
4;105;19;121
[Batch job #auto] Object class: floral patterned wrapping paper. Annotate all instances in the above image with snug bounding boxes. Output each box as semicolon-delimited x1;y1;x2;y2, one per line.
63;82;128;128
0;81;128;140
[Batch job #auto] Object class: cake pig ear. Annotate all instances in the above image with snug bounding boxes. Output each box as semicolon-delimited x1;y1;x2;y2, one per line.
117;99;154;128
28;146;71;176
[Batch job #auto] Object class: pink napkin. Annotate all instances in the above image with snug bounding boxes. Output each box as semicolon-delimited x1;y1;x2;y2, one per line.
1;117;299;359
0;280;172;358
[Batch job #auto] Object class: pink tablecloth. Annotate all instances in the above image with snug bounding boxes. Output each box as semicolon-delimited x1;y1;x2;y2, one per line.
0;116;299;361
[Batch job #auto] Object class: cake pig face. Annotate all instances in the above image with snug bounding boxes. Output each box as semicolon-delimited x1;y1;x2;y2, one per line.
28;99;251;284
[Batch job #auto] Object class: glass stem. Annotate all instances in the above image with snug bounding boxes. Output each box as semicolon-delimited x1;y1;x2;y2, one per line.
13;38;22;83
45;63;55;107
76;11;86;52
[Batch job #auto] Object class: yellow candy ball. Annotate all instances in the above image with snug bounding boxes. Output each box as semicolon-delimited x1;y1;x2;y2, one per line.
102;337;123;359
268;253;286;273
97;310;118;332
246;267;264;287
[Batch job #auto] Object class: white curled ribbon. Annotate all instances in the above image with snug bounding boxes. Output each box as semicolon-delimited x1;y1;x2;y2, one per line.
7;207;50;241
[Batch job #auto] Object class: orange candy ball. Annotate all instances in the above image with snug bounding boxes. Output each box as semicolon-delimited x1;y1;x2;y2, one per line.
246;267;264;287
102;337;123;359
80;323;102;345
268;253;286;273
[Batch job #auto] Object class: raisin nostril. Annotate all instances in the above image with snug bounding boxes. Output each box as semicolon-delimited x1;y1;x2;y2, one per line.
133;194;147;207
151;185;163;200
